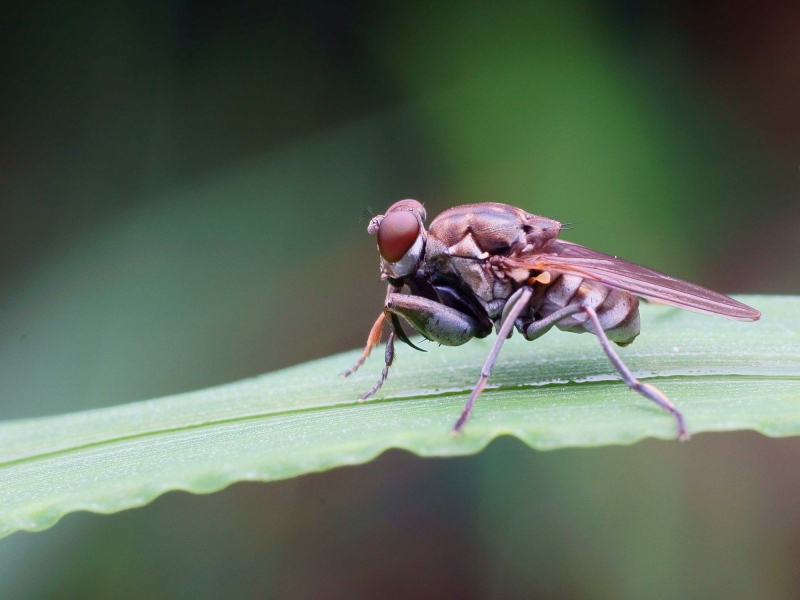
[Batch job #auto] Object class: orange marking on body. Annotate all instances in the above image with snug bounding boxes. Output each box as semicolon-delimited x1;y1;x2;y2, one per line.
527;271;552;285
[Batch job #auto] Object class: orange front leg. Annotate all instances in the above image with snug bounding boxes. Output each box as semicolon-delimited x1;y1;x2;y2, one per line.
341;312;386;377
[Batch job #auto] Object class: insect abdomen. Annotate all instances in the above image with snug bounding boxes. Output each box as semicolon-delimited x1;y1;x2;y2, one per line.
537;274;640;346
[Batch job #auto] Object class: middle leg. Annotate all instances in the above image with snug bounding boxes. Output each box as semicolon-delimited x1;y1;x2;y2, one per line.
453;286;533;433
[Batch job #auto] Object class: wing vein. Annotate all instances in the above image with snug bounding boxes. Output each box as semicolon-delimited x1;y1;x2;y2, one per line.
504;240;760;321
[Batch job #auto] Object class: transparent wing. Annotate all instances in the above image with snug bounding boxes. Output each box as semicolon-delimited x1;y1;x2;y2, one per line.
505;240;760;321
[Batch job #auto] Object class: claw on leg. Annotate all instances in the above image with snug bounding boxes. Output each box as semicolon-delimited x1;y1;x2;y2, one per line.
341;313;386;378
583;305;690;441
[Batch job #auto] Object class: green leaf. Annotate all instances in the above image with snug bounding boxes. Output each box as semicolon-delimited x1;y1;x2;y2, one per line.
0;295;797;538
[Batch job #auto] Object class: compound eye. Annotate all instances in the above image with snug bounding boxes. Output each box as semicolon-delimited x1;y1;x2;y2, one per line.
377;210;420;263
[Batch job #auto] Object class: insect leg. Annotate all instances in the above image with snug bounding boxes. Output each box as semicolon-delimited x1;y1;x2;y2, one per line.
453;286;533;433
583;305;689;441
358;331;396;402
518;304;584;341
341;313;386;377
388;294;479;346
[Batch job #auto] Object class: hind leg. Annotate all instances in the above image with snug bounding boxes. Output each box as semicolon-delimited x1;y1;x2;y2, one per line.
583;305;689;441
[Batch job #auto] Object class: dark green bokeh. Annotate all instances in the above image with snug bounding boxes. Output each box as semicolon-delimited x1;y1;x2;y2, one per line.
1;1;799;597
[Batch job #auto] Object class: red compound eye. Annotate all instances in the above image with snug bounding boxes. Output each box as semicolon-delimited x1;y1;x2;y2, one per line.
377;210;420;263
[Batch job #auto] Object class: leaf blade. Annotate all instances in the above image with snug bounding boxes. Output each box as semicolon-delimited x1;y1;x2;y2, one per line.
0;295;797;538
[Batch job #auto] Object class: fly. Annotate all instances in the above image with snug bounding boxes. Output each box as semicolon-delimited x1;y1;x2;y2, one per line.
342;199;760;441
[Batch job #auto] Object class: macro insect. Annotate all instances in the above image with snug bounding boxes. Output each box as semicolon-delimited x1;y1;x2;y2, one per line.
342;199;760;440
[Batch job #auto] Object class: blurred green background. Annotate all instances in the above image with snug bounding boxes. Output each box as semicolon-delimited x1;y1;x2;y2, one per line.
1;0;799;597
